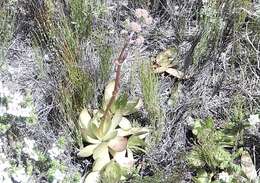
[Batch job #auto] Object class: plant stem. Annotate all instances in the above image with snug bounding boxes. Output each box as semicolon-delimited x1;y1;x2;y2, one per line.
100;34;132;130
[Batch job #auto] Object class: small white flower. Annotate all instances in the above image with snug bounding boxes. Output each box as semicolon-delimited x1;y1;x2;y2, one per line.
0;85;10;98
0;106;7;116
52;169;65;183
12;167;30;183
0;153;7;160
24;138;35;150
20;107;33;118
218;171;230;182
7;66;17;75
248;114;260;126
174;6;179;10
6;103;20;116
22;138;38;161
12;92;24;105
0;171;12;183
120;29;128;35
48;144;63;160
44;54;50;62
144;16;153;25
0;139;4;147
0;161;10;172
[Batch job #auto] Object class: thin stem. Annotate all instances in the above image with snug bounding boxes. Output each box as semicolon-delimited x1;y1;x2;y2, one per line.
100;34;132;130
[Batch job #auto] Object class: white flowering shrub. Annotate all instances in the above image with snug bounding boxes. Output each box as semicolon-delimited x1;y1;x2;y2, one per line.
0;152;32;183
22;138;39;161
248;114;260;127
48;143;64;160
0;82;36;124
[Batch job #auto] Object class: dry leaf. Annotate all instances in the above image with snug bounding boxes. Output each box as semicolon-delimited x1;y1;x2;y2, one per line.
165;68;184;79
241;151;257;181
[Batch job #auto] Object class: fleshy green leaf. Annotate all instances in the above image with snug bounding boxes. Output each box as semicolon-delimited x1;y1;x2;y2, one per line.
79;109;98;140
108;136;128;152
103;80;116;109
117;128;149;137
102;114;122;141
193;170;211;183
119;117;132;130
102;130;118;141
101;161;122;183
93;156;111;172
127;136;146;153
93;142;109;160
116;99;142;116
111;93;128;113
187;149;205;168
91;111;103;127
81;128;99;142
78;144;99;158
110;114;123;129
102;112;119;135
79;109;91;129
91;123;103;140
83;134;100;144
192;120;202;136
92;143;111;171
84;172;100;183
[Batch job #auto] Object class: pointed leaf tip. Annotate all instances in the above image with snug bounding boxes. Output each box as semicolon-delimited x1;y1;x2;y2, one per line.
119;117;132;130
103;80;116;108
79;109;91;129
78;144;98;158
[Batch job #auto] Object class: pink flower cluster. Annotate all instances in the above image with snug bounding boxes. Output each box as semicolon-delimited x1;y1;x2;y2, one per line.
134;8;153;25
127;8;153;45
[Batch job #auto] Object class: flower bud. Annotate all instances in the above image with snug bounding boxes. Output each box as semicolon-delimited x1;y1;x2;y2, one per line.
135;36;145;45
144;16;153;25
129;22;142;32
135;8;149;19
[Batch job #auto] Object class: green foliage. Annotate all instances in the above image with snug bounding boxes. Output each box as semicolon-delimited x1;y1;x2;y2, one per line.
78;81;149;183
0;0;16;67
32;1;113;146
140;61;163;142
69;0;92;38
193;0;224;65
93;31;113;84
140;61;160;116
233;0;251;32
0;122;11;134
101;161;122;183
188;117;258;183
129;167;174;183
47;160;65;182
0;1;15;46
32;0;113;131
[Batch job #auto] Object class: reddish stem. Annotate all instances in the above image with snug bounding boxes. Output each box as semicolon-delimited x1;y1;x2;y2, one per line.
100;37;131;130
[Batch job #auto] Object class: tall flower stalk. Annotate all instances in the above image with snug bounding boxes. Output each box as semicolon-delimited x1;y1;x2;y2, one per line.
100;33;134;129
